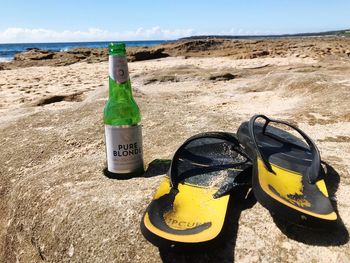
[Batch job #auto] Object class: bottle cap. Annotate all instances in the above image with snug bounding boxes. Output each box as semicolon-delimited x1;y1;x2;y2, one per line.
109;43;126;55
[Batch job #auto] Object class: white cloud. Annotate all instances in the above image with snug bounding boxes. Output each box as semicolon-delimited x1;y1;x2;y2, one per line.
0;27;195;43
0;26;282;43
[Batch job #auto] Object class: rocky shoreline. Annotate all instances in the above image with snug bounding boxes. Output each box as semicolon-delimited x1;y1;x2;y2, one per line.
0;37;349;70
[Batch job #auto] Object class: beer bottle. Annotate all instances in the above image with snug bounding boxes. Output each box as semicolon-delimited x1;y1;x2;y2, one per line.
104;43;144;177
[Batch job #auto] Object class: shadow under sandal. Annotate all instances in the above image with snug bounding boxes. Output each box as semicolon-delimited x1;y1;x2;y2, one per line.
141;132;252;250
237;114;337;228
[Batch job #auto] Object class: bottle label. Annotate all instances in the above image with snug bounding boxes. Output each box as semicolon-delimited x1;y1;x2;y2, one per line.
105;124;144;174
109;55;129;84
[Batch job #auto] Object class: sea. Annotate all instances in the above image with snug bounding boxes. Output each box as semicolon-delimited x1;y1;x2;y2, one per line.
0;40;168;62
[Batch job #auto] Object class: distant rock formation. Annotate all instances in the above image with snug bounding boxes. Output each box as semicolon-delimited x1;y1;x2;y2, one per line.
0;46;170;70
1;37;350;70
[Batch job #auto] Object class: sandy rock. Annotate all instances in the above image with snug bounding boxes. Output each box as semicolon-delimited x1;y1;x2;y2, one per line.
0;54;349;262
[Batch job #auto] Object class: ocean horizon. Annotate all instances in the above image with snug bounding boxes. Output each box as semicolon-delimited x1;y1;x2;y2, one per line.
0;40;170;62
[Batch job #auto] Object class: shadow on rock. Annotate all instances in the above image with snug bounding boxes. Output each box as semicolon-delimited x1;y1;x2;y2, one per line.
158;183;257;263
143;159;171;178
272;162;349;246
103;159;171;180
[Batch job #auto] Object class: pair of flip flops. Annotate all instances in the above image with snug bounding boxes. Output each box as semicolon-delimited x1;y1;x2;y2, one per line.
141;115;337;249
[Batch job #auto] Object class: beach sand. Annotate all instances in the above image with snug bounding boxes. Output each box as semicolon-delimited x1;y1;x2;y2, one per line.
0;39;349;262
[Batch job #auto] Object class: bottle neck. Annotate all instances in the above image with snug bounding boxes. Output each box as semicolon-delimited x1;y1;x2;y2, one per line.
108;54;132;99
109;77;133;99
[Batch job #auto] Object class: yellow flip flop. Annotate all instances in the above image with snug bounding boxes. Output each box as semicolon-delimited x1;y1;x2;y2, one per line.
237;115;337;228
141;132;251;249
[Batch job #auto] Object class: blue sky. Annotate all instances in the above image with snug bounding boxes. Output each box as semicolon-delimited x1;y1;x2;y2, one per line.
0;0;349;43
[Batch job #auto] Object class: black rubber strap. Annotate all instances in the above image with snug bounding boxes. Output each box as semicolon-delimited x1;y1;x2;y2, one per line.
248;114;321;184
169;132;250;189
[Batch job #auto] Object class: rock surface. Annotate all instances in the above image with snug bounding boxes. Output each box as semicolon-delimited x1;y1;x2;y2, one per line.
0;42;349;263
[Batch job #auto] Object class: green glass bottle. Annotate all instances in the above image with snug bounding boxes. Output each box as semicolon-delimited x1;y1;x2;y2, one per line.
104;43;144;177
